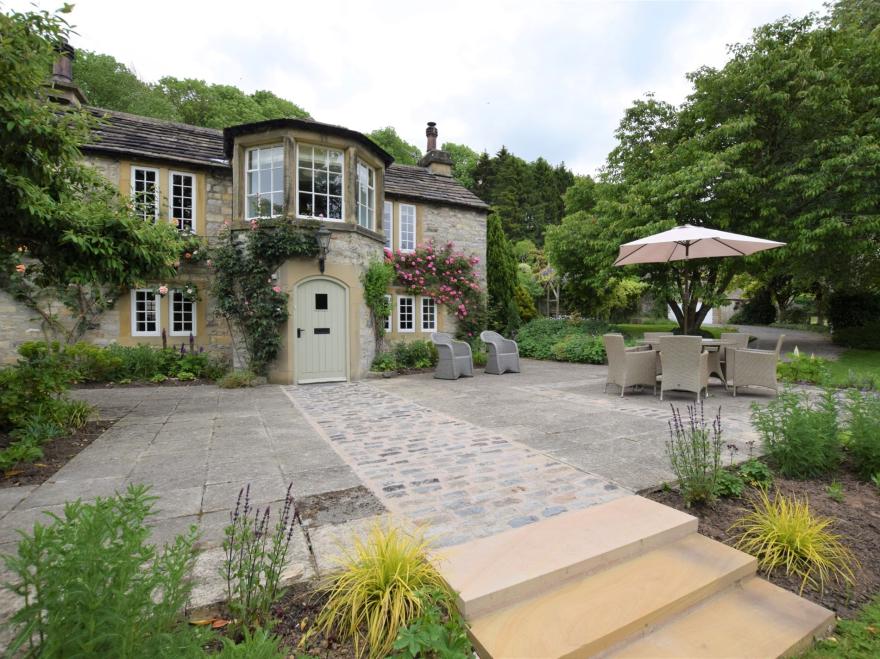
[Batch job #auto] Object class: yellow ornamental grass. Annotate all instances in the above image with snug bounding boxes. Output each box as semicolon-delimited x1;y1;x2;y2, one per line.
730;488;858;595
310;523;452;659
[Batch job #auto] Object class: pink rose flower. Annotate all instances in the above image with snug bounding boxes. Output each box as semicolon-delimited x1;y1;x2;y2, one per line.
273;286;281;293
158;285;169;296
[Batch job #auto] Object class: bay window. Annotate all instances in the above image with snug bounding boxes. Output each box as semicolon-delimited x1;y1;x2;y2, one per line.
356;160;375;229
297;145;343;220
245;145;284;219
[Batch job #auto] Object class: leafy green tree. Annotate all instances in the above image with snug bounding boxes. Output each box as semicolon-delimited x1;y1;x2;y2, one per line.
74;50;177;119
442;141;480;189
486;213;520;333
563;175;597;215
368;127;421;165
1;7;182;342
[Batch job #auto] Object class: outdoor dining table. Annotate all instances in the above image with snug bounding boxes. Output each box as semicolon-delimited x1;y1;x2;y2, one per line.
639;338;736;386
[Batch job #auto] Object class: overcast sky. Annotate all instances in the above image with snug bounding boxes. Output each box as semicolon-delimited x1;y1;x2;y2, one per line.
13;0;827;175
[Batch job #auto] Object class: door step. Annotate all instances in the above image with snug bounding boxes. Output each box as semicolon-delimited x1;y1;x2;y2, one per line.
436;496;834;658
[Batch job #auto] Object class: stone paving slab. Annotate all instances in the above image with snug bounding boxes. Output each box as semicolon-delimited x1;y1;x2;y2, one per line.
371;359;769;491
284;382;628;547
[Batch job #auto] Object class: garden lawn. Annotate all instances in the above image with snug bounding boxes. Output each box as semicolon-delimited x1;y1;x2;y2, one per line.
800;595;880;658
826;349;880;388
612;322;735;340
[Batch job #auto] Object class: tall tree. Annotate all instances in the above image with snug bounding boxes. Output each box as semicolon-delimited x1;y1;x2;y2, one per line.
1;7;182;341
367;127;421;165
486;213;520;334
442;141;480;189
75;50;177;119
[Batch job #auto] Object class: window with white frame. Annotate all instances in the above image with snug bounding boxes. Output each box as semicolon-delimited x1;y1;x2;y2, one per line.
383;201;393;249
297;145;343;220
170;290;196;336
131;289;160;336
399;204;416;252
245;145;284;219
170;172;195;233
397;296;414;332
356;160;375;229
421;297;436;331
132;167;159;221
383;294;392;332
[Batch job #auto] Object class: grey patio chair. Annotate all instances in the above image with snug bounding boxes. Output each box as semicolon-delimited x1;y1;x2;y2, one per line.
431;332;474;380
706;332;750;383
480;330;520;375
642;331;674;349
727;334;785;397
603;333;657;397
658;335;709;401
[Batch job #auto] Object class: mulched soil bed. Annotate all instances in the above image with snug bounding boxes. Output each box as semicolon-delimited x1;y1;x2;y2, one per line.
0;419;115;489
269;581;357;658
647;468;880;619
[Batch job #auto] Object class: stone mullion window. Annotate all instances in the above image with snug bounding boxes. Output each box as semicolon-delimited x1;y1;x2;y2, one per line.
356;160;375;229
169;171;195;233
399;204;416;253
170;290;196;336
421;297;436;331
245;145;284;219
397;295;414;333
131;289;160;336
297;145;344;220
132;167;159;222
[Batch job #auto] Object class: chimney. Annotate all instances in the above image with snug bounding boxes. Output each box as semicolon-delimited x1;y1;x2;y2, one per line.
47;39;87;107
418;121;453;177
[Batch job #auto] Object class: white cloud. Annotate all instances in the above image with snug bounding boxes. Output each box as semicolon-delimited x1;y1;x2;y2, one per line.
10;0;827;174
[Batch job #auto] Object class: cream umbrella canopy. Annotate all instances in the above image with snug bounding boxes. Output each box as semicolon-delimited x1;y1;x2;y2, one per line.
613;224;784;266
614;224;785;333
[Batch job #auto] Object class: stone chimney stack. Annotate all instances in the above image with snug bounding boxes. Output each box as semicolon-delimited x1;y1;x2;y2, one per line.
47;39;87;107
418;121;453;177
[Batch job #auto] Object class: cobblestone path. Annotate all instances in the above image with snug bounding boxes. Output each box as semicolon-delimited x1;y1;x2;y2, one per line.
284;382;628;546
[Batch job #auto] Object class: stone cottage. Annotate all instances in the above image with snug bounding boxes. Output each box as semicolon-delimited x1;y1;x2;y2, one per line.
1;48;489;384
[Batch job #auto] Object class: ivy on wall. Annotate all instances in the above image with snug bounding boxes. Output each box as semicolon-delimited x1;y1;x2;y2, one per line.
390;241;485;339
362;260;394;352
211;219;318;374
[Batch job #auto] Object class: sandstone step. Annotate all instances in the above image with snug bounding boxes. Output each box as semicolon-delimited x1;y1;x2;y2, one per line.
438;495;697;618
468;534;756;658
604;576;836;658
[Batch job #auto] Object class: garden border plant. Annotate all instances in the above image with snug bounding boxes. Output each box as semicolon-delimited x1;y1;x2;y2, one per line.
211;219;319;375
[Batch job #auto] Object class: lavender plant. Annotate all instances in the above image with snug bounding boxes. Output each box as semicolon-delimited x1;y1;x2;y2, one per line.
665;402;724;506
222;483;301;631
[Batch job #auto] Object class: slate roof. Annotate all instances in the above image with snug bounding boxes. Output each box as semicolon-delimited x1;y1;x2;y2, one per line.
83;107;228;168
81;107;489;211
385;164;489;211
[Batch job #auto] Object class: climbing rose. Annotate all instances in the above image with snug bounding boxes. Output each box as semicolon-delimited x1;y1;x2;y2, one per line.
272;286;281;293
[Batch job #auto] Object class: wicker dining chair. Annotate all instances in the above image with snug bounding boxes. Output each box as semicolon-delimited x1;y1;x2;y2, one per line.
603;334;656;397
707;332;750;382
431;333;474;380
658;335;709;401
727;334;785;397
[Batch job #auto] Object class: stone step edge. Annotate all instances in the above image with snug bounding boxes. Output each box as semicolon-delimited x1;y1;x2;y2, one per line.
436;495;698;619
468;535;758;658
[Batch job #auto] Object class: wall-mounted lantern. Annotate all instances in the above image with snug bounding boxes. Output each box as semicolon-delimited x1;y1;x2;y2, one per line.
316;226;332;273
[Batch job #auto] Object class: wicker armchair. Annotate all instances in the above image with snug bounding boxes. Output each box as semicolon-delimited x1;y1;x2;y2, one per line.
431;333;474;380
642;331;674;348
480;330;520;375
603;334;657;397
727;334;785;397
658;336;709;401
707;332;750;382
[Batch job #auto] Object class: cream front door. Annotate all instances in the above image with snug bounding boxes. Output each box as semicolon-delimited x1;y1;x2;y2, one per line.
294;278;348;383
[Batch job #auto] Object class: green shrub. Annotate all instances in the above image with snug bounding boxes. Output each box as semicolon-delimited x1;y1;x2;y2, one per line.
371;352;399;373
777;351;829;384
665;403;723;506
392;340;438;370
846;391;880;481
516;317;611;361
392;587;471;658
9;414;63;445
217;628;286;658
738;459;773;488
550;334;606;364
176;370;196;381
828;290;880;333
202;353;232;380
218;370;257;389
150;373;168;383
750;390;840;479
832;321;880;349
2;485;205;657
472;348;488;368
714;470;746;498
729;288;777;325
0;344;70;431
0;440;44;472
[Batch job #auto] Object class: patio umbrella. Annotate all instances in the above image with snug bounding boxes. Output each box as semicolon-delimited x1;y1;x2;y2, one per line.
613;224;784;266
613;224;784;333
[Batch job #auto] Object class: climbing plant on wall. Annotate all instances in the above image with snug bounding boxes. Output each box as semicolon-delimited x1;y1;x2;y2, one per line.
211;219;318;374
362;259;394;352
390;241;485;339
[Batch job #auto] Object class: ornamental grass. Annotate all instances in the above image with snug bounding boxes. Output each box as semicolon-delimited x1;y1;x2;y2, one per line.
310;523;450;659
730;488;857;595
